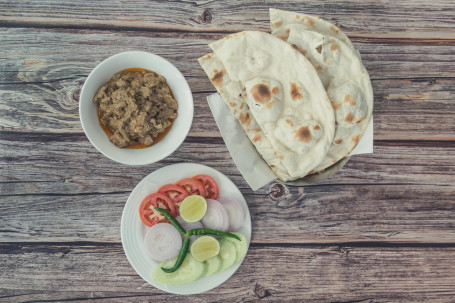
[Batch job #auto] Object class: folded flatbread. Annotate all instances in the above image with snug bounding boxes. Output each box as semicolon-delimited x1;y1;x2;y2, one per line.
198;53;291;181
200;31;335;180
270;8;374;172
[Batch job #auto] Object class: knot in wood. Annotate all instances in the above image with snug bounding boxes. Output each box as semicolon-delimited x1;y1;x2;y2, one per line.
267;183;288;200
200;9;212;24
72;88;81;103
254;283;271;299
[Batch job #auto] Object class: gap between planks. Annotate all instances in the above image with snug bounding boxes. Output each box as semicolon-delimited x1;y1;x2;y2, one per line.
3;241;455;250
1;132;455;145
1;21;455;44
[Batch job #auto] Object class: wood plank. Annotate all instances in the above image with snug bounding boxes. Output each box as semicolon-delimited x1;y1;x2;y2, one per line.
1;1;455;39
1;181;454;243
1;138;455;192
1;28;455;139
1;244;455;301
3;78;454;140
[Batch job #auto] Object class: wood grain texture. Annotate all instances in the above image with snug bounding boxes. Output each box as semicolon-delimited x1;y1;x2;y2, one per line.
1;0;455;39
1;244;455;302
1;28;455;140
1;181;454;243
1;0;455;301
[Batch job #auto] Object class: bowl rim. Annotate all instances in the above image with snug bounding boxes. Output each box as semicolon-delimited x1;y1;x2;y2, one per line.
79;50;194;165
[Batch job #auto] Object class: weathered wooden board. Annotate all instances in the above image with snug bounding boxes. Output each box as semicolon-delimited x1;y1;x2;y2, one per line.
1;244;455;302
1;0;455;301
1;138;455;191
1;181;454;243
1;0;455;39
1;28;455;140
2;78;455;140
2;28;455;85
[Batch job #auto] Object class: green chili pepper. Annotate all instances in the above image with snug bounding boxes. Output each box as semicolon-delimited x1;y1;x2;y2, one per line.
185;228;240;241
155;207;186;235
161;238;190;273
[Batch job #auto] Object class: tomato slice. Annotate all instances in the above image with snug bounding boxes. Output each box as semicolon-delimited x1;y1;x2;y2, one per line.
193;174;220;200
158;184;189;208
139;193;177;227
176;178;206;197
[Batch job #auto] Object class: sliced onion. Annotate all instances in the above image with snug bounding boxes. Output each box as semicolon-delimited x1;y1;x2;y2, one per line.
217;197;245;232
176;216;203;243
201;199;230;232
143;223;182;262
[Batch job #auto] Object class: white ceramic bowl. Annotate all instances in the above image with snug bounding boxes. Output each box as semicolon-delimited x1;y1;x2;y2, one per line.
79;51;193;165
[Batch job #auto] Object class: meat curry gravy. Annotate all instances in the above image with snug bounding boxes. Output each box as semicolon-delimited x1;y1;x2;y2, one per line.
93;68;178;148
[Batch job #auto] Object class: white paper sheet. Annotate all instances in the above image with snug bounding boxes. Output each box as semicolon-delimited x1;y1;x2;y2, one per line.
207;93;373;190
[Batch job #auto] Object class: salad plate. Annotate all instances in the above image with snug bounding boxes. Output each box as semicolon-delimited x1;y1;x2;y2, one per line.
121;163;252;294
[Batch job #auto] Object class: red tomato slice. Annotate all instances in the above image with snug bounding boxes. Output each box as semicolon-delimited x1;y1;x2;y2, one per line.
158;184;189;208
176;178;206;197
193;174;220;200
139;193;177;227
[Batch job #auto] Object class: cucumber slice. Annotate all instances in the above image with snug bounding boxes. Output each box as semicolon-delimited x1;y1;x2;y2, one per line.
218;238;237;272
153;254;205;285
225;232;248;264
204;255;222;277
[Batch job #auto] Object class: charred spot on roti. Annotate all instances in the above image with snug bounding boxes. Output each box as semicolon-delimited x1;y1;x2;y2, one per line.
330;25;340;34
251;83;271;104
272;86;279;95
286;28;290;34
352;135;361;145
239;112;251;126
290;83;303;101
295;126;312;143
252;134;261;142
305;17;316;28
330;44;339;51
277;35;288;41
272;20;283;27
264;99;276;109
334;138;343;144
335;120;339;126
200;53;214;62
286;119;294;127
344;94;356;106
230;102;237;107
279;155;284;160
331;100;341;110
254;128;261;132
356;117;365;124
291;44;307;56
315;45;322;54
344;112;355;123
211;69;225;86
239;103;244;110
313;125;320;131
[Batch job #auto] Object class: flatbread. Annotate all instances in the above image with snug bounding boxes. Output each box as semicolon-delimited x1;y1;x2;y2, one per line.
270;9;373;172
208;31;335;180
198;53;292;181
269;8;355;52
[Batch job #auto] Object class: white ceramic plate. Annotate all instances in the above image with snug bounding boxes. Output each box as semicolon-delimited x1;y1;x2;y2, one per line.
79;51;193;165
121;163;251;295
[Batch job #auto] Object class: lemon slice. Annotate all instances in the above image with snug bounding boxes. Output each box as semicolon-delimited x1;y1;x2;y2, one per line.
179;195;207;223
190;235;220;262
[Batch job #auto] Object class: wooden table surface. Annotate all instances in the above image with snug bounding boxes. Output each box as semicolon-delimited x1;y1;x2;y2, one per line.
1;1;455;302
